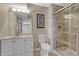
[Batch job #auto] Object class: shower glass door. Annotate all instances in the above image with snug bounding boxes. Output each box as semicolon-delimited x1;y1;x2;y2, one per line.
55;4;79;56
71;4;79;56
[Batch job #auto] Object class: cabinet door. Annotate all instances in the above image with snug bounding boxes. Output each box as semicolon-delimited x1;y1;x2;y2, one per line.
24;37;33;52
15;51;33;56
14;39;24;55
1;39;14;56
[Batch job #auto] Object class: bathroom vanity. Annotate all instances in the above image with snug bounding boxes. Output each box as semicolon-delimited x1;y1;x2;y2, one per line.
0;35;33;56
0;4;34;56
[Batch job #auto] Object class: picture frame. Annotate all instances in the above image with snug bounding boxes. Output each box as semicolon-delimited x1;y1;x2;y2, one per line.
37;14;45;28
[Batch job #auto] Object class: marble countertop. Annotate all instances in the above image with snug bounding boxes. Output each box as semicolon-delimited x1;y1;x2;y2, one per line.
0;35;33;40
14;35;33;39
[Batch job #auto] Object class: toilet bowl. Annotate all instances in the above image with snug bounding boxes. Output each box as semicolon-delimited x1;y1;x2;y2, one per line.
40;43;51;56
38;35;51;56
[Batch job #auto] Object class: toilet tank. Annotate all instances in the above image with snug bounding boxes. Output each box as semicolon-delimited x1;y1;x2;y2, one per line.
38;35;48;43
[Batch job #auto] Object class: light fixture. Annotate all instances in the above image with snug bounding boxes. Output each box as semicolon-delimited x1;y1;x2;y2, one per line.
17;9;21;12
26;4;30;13
12;8;16;11
22;9;26;13
26;9;30;13
12;7;30;13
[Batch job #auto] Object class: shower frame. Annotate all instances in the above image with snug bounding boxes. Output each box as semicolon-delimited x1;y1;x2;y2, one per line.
53;3;79;56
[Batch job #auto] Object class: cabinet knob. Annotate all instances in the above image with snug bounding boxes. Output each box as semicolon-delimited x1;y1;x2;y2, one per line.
24;40;27;41
12;41;16;43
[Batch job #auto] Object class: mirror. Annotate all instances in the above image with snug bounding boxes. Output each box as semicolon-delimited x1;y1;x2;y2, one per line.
9;8;32;36
16;12;32;35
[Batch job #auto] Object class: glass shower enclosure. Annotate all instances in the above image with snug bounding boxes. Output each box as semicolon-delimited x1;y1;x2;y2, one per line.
55;3;79;56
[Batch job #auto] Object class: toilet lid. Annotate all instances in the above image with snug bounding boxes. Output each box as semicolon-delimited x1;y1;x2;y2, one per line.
41;43;51;50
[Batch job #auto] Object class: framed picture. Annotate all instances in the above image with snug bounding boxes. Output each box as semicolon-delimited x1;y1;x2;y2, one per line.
37;14;45;28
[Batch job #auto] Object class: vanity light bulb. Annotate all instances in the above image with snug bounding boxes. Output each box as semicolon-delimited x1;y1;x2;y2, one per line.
22;9;26;13
26;9;30;13
12;8;16;11
17;9;21;12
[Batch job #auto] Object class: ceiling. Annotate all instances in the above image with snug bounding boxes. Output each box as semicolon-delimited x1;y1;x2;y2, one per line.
32;3;51;7
32;3;69;7
4;3;70;8
53;3;70;6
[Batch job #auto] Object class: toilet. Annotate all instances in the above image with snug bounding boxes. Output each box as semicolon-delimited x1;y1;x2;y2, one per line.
38;35;51;56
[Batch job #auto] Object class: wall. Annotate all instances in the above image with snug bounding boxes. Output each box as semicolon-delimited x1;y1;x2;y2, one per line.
47;5;52;48
0;4;9;37
0;4;17;37
9;11;16;36
47;4;62;49
31;4;48;42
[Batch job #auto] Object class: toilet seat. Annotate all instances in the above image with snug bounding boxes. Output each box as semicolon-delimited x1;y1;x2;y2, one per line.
38;35;51;56
40;43;51;56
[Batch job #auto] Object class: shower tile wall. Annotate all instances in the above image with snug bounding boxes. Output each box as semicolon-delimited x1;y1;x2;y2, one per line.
55;4;79;55
55;6;73;55
56;10;69;49
30;4;48;54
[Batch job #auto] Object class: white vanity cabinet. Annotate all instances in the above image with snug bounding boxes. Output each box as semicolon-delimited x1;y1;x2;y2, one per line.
15;37;33;56
0;36;33;56
14;37;33;56
1;39;14;56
